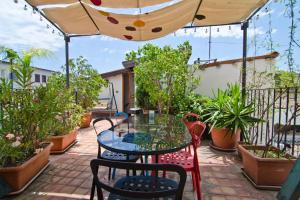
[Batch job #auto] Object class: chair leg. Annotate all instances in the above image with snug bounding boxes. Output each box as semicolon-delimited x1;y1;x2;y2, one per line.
194;170;202;200
90;179;95;200
112;168;116;179
108;167;111;180
191;171;196;191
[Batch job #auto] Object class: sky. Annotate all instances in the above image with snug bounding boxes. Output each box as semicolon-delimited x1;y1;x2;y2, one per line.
0;0;299;74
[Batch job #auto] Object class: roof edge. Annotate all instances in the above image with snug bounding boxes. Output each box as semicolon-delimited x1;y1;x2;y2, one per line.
200;51;279;69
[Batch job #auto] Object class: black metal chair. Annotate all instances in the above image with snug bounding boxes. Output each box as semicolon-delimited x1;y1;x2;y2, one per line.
92;118;140;179
90;159;187;200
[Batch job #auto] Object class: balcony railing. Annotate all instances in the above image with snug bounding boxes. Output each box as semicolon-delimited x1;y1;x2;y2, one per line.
247;87;300;157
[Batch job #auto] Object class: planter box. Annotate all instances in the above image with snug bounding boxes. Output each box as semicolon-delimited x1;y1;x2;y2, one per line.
0;143;52;194
50;128;78;153
238;144;296;189
80;112;92;128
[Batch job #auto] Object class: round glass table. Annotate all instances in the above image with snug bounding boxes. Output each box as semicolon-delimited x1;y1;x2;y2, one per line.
97;114;191;156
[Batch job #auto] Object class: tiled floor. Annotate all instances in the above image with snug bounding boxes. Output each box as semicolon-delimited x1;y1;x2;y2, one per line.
6;120;277;200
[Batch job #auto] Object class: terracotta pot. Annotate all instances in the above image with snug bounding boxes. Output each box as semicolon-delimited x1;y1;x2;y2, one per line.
238;144;296;187
211;128;240;150
0;143;52;192
50;128;78;153
80;112;92;128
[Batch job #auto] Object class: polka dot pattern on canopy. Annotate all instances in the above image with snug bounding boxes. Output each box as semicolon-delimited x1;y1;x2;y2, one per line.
90;0;101;6
133;20;145;27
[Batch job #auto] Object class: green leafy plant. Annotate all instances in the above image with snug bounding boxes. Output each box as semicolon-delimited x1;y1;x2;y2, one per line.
0;48;55;167
126;42;199;114
204;84;262;143
45;73;83;136
65;56;107;111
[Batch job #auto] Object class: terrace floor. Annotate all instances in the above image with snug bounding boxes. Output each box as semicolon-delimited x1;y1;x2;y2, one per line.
6;122;277;200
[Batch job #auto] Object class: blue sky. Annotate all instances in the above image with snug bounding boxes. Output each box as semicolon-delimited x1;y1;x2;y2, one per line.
0;0;299;74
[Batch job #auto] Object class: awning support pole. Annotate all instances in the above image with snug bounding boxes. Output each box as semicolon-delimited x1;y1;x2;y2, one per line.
65;36;70;88
241;21;248;101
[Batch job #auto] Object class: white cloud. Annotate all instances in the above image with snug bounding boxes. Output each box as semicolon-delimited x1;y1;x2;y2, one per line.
175;25;266;39
99;35;118;41
256;8;275;18
0;0;64;51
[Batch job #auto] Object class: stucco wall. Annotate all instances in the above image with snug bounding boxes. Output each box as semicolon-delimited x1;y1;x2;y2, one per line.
194;58;276;97
100;74;123;112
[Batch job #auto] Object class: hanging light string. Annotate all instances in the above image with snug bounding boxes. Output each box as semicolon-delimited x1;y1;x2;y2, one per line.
16;0;63;37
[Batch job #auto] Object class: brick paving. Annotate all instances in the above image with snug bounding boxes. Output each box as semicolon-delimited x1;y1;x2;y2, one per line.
5;119;277;200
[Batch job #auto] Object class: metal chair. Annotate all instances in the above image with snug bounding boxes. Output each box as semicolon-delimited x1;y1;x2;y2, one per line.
114;112;130;133
90;159;187;200
152;120;206;200
92;118;139;179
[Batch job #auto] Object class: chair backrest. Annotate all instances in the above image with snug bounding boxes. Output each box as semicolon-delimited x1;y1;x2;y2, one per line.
189;121;206;148
90;159;187;200
92;118;115;135
182;113;201;124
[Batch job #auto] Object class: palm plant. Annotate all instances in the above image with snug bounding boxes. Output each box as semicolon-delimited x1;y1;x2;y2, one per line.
204;84;262;143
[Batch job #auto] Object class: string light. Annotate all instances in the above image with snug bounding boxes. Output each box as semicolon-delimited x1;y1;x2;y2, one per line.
229;26;231;31
24;4;28;10
184;28;187;33
33;8;36;14
14;0;18;3
47;24;50;29
217;27;219;32
205;28;208;34
194;27;197;32
52;29;55;34
256;14;259;20
40;16;43;21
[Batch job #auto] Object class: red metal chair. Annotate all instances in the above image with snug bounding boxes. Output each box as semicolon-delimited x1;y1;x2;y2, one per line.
152;115;206;200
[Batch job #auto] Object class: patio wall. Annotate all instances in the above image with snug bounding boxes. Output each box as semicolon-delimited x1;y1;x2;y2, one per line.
193;58;276;97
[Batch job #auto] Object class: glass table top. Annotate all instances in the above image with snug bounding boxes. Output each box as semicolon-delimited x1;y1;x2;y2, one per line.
97;114;191;155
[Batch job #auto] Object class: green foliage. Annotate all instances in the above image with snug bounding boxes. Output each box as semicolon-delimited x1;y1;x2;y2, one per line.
0;48;55;167
135;86;155;110
66;56;107;110
44;74;83;136
204;84;262;143
176;93;210;120
126;41;199;114
274;70;300;88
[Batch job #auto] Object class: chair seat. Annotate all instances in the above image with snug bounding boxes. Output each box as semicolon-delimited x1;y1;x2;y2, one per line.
157;150;194;170
101;150;139;162
108;176;177;200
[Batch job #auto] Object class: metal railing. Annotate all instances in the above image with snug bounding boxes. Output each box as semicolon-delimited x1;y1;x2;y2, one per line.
247;87;300;157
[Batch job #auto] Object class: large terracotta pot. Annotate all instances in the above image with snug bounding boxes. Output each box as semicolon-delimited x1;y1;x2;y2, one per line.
80;112;92;128
211;128;240;150
0;143;52;193
50;128;78;153
238;144;296;187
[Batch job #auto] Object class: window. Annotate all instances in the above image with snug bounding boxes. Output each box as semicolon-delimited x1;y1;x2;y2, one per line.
35;74;40;83
9;72;16;80
42;75;47;83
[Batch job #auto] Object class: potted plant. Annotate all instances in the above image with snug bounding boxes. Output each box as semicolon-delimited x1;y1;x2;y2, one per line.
237;104;298;188
45;74;83;153
66;56;106;128
204;84;261;151
0;48;53;194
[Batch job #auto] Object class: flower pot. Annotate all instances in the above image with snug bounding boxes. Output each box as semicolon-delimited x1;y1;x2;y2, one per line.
238;144;296;188
80;112;92;128
211;128;240;150
0;143;52;194
50;128;78;153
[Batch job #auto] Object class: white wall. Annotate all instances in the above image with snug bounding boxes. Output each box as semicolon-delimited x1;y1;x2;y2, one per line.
0;62;55;88
194;58;276;97
99;74;123;112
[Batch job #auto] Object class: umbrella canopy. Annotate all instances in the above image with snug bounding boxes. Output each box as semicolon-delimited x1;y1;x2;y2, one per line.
27;0;268;41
